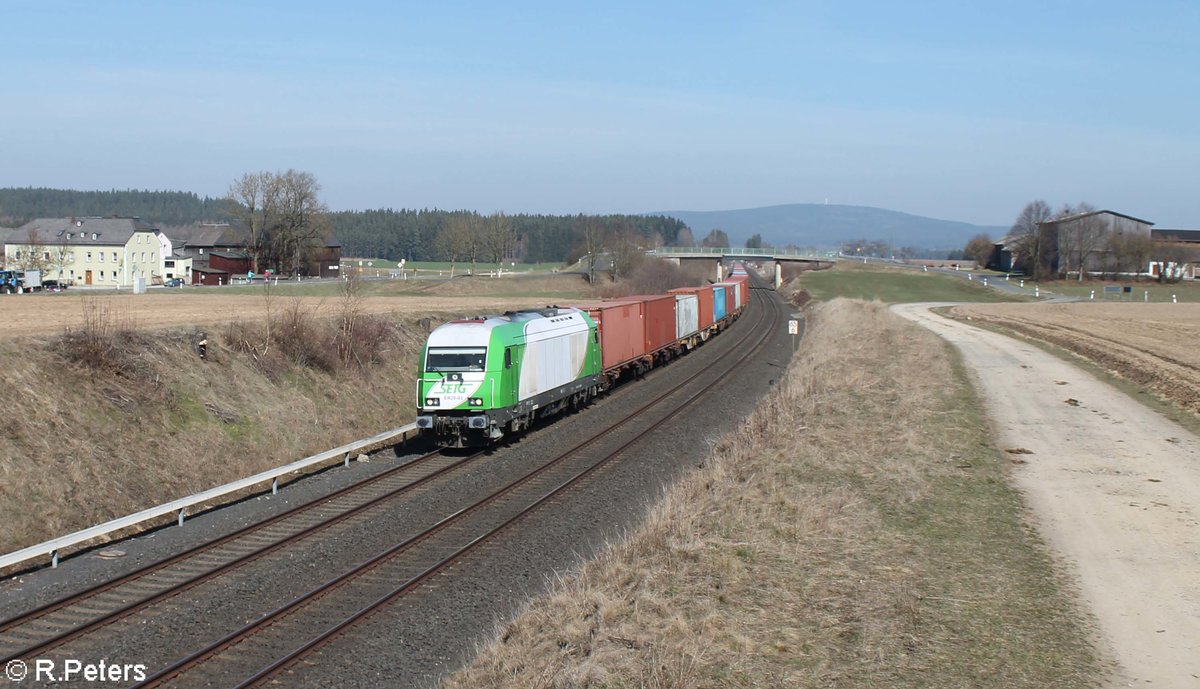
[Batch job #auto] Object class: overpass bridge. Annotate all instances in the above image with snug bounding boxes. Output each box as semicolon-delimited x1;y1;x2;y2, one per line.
646;247;837;286
647;247;835;264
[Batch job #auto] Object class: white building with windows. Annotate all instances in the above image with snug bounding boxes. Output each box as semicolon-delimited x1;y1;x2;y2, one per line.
4;217;165;287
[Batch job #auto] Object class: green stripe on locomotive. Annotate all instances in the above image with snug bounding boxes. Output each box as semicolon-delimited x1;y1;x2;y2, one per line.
416;310;602;415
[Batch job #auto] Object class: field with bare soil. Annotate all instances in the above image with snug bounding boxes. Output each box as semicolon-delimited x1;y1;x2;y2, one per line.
0;275;591;340
948;303;1200;419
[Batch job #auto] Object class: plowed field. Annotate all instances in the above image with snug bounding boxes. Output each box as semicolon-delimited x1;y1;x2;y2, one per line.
949;302;1200;417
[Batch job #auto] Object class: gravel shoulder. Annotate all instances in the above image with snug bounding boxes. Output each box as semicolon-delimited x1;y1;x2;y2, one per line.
893;303;1200;688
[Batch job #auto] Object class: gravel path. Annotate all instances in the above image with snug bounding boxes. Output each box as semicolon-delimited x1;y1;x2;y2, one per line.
894;302;1200;689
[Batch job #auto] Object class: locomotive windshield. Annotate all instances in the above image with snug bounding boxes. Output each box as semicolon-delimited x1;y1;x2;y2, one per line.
425;347;487;372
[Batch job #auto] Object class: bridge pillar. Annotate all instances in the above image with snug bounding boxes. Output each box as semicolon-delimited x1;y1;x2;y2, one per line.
775;262;782;288
716;263;725;281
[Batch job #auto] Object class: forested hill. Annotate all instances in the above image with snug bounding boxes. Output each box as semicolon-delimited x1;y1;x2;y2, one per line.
0;188;689;264
0;187;232;226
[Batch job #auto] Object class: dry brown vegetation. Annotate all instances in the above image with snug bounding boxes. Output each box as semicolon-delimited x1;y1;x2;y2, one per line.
444;299;1098;688
950;302;1200;418
0;293;460;557
594;259;714;299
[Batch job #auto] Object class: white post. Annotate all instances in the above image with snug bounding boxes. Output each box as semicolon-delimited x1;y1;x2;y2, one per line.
1173;294;1178;303
1090;290;1095;300
1144;291;1149;302
1020;279;1025;288
1035;286;1040;297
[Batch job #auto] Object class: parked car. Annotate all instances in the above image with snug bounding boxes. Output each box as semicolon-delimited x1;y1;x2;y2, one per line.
163;278;185;287
41;280;67;292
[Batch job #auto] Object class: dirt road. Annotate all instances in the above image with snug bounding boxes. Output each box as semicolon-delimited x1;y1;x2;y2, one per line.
893;303;1200;688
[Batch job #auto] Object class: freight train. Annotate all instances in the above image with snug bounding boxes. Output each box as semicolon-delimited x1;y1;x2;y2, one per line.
415;264;752;447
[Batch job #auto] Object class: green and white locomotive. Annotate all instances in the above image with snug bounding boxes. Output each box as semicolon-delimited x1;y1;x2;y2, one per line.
416;308;603;447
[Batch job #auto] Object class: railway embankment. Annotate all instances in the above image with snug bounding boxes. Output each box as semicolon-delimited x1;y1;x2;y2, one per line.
444;298;1101;688
0;302;438;558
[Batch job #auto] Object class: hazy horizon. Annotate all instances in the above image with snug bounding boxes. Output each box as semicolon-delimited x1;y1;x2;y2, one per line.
4;2;1197;228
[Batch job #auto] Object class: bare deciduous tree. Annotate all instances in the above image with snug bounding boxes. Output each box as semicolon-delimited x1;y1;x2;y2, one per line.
484;212;516;272
606;219;643;281
1055;202;1103;281
1008;200;1053;279
16;228;51;274
676;226;695;248
227;169;330;276
963;233;994;268
436;214;471;277
580;216;603;284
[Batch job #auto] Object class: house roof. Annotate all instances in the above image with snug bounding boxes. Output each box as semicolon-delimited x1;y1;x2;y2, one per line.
162;223;249;248
1151;229;1200;243
209;251;250;260
1040;210;1155;226
7;217;158;246
192;266;232;275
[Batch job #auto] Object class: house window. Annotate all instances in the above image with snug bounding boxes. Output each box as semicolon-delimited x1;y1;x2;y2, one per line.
86;252;93;262
43;252;50;261
13;251;20;260
67;252;74;262
91;233;97;240
142;252;147;262
99;252;104;263
111;252;117;262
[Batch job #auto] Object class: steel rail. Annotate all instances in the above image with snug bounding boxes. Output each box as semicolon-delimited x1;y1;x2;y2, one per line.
134;287;781;688
0;448;487;665
0;424;420;573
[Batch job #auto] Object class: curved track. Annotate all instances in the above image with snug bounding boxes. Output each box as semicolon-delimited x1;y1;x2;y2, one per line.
3;279;784;688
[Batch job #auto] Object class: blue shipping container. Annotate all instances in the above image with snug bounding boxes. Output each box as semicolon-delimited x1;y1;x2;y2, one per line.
712;285;727;321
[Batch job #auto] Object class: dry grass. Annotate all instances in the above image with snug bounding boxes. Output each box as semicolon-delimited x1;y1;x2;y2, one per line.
443;298;1099;688
0;297;447;558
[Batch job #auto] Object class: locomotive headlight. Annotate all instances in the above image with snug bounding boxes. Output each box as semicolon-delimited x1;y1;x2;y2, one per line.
469;397;483;406
424;397;440;406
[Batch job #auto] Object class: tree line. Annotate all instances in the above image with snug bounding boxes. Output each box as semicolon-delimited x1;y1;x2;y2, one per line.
962;200;1199;282
1;185;696;267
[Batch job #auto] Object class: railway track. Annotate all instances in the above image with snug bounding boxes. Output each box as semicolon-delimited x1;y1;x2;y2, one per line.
0;449;484;665
2;280;784;688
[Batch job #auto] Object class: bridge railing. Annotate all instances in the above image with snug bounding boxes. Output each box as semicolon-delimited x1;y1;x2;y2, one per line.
648;247;831;259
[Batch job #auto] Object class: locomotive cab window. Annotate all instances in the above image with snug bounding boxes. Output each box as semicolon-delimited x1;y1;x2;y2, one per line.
425;347;487;372
504;348;512;369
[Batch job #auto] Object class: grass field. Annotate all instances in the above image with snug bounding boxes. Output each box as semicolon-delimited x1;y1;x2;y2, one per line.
1024;278;1199;302
445;299;1097;688
802;263;1025;303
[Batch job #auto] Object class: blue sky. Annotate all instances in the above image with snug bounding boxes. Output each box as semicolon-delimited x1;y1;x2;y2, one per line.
3;0;1198;227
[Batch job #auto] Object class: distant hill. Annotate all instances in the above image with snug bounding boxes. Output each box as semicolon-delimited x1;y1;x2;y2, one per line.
651;203;1006;250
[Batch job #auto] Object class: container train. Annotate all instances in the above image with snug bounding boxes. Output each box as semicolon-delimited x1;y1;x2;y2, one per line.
416;264;753;447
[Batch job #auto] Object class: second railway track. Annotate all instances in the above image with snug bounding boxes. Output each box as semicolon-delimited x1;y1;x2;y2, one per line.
2;276;787;688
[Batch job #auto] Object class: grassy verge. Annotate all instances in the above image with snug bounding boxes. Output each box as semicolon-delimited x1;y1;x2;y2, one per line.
442;299;1098;688
0;297;441;557
1021;279;1198;302
802;263;1025;303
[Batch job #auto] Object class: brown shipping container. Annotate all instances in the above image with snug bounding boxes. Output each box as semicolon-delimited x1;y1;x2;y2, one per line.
668;286;714;330
606;294;678;353
566;301;646;371
729;275;748;307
